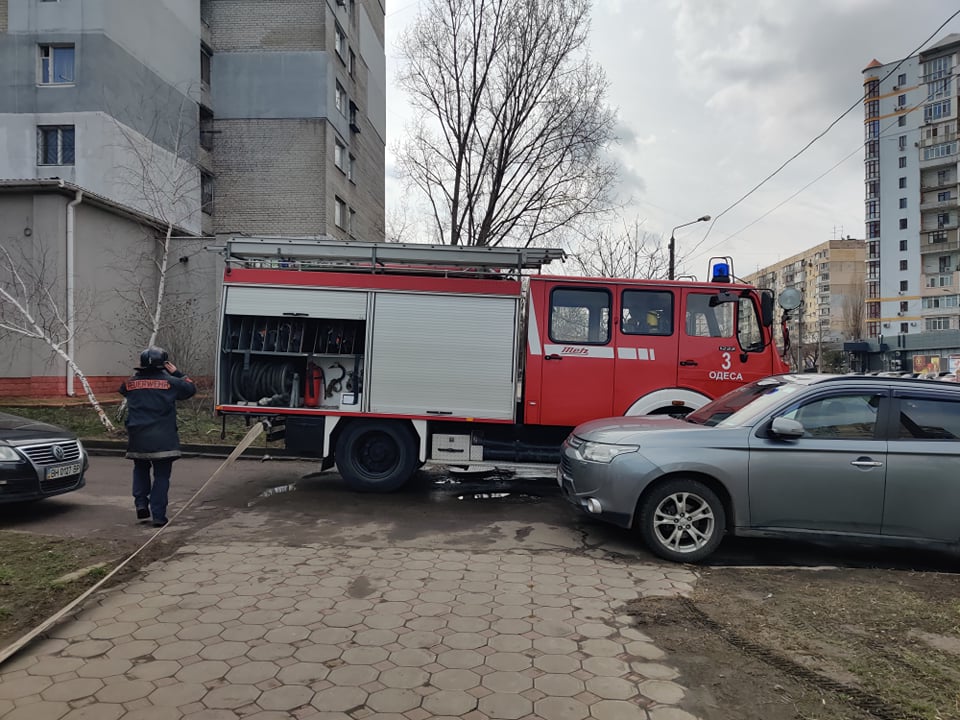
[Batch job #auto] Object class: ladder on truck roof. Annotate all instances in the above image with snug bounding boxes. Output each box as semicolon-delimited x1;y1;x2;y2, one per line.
215;236;567;276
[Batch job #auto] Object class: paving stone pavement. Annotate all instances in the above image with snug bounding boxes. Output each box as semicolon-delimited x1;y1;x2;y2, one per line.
0;542;701;720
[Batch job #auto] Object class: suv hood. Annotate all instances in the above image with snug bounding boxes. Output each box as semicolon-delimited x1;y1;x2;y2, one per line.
572;415;701;445
0;412;76;443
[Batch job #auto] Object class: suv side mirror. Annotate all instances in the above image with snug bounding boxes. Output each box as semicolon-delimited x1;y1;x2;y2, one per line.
770;416;805;439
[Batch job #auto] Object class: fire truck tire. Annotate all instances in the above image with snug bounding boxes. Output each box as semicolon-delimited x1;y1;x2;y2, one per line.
335;420;418;493
636;478;726;563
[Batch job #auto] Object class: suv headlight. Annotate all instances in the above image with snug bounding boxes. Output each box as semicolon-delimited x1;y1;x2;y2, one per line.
0;446;22;462
579;441;639;463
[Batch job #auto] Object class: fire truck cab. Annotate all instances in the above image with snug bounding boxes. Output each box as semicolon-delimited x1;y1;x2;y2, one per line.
212;237;790;492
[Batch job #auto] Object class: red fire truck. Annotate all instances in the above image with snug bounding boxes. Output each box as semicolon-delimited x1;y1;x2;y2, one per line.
213;237;791;491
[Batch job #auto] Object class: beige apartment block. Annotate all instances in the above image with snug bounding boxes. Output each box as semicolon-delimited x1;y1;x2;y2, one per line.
746;238;867;348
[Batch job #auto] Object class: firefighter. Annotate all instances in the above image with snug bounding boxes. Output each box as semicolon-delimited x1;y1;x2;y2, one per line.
119;347;196;527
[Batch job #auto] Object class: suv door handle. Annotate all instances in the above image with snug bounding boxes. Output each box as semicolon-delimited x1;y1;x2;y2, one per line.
545;354;562;360
679;360;698;367
850;458;883;468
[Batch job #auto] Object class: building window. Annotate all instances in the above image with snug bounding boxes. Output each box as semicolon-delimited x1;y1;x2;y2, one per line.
898;115;907;127
349;100;360;133
348;208;356;237
899;177;907;189
899;260;908;271
335;82;345;114
37;125;74;165
865;200;879;220
900;322;909;334
899;198;907;209
199;109;214;151
900;280;909;292
923;141;958;161
898;156;907;168
865;160;879;180
201;48;211;87
899;218;908;229
899;301;909;312
348;49;356;77
924;99;951;123
939;255;952;273
867;221;879;239
39;44;75;85
938;169;950;185
938;191;951;201
899;239;908;251
938;212;951;228
897;73;907;86
897;94;906;108
334;24;346;59
201;172;214;214
334;196;346;229
334;138;346;172
347;154;355;182
898;135;907;151
926;317;951;331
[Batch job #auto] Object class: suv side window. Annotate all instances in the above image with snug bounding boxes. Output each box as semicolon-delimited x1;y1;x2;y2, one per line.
782;393;880;439
549;287;611;344
896;396;960;439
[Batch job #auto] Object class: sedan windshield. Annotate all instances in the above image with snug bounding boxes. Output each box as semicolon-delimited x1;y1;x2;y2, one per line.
686;377;805;427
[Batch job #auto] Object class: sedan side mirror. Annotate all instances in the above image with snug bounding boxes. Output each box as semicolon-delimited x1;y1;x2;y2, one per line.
770;416;805;439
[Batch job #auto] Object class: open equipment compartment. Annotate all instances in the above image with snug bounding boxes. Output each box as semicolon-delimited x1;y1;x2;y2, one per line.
218;285;368;409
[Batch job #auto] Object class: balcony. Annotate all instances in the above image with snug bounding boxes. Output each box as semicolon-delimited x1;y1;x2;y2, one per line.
920;228;960;253
920;195;958;211
919;131;957;148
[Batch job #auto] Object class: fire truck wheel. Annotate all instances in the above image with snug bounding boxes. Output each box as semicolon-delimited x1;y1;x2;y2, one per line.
335;420;418;493
637;478;726;563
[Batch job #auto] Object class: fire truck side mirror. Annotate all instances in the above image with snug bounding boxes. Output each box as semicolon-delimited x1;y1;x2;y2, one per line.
760;291;774;327
708;291;739;307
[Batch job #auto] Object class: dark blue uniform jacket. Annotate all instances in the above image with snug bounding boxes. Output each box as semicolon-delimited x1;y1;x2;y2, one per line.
119;367;197;459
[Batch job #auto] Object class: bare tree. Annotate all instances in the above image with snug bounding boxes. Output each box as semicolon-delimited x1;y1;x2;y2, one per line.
0;244;115;430
842;282;866;340
396;0;618;248
109;89;203;350
569;219;668;279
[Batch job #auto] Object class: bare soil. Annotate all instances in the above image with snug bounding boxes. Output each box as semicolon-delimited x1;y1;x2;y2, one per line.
627;565;960;720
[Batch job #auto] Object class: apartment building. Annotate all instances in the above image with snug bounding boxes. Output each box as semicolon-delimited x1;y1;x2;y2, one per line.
862;34;960;340
0;0;386;395
745;238;866;367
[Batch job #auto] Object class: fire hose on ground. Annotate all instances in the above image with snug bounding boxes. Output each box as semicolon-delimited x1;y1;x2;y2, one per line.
0;421;268;667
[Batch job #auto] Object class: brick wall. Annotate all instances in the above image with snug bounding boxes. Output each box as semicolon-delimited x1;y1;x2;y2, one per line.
0;376;124;400
213;119;327;235
207;0;324;51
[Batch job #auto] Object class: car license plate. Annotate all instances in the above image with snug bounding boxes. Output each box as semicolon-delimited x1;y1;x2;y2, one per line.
46;462;82;480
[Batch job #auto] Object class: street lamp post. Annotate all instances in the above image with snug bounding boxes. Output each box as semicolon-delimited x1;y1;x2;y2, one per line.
668;215;711;280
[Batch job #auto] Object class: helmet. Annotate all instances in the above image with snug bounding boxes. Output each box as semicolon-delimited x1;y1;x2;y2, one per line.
139;346;168;369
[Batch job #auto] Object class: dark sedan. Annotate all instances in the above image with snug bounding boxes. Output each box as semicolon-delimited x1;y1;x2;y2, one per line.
559;374;960;562
0;411;89;503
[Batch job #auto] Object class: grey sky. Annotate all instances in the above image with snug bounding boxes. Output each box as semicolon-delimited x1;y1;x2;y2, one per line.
384;0;960;276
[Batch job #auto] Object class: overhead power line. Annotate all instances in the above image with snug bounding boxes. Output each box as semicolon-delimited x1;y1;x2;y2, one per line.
684;7;960;260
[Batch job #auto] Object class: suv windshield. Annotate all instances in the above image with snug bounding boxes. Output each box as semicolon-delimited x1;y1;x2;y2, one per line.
686;376;804;427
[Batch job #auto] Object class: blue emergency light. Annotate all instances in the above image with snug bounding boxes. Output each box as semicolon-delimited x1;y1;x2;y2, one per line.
711;262;731;283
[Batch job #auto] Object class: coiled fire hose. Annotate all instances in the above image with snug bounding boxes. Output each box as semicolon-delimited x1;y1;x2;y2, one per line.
0;421;267;667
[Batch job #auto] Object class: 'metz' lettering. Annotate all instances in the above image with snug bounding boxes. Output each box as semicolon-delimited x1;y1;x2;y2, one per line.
709;371;743;381
561;347;589;355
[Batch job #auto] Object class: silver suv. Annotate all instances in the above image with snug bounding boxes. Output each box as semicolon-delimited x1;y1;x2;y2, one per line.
558;374;960;562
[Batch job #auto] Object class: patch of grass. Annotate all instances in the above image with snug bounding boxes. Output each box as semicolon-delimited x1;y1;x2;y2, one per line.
0;397;258;446
695;567;960;720
0;531;121;646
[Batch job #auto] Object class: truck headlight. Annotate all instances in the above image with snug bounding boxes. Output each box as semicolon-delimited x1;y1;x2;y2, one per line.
0;446;21;462
579;442;639;463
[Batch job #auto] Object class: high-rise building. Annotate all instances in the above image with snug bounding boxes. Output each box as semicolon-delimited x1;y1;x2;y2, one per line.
745;238;866;369
0;0;386;396
862;34;960;340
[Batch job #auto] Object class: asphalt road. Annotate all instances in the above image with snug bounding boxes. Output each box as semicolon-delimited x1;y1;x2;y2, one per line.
1;454;957;573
